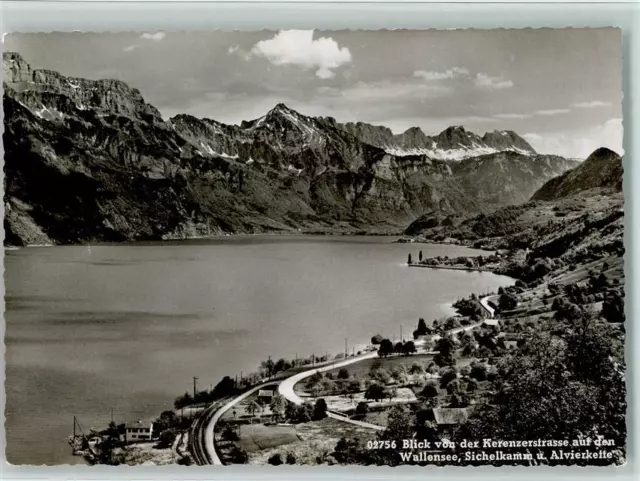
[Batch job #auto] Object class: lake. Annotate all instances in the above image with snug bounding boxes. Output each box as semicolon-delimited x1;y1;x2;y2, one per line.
4;235;513;465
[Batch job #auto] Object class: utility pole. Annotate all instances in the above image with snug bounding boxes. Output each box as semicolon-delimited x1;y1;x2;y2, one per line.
110;407;113;424
193;376;198;400
400;325;403;342
345;338;348;358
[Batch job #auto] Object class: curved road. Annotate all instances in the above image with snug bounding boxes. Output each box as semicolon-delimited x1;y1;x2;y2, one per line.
192;382;277;465
194;297;498;464
479;295;496;318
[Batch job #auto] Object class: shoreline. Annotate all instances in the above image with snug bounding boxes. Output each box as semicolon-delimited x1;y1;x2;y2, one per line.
4;230;406;249
408;263;494;273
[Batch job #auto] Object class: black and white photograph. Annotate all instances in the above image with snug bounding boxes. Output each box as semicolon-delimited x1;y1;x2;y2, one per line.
2;27;625;467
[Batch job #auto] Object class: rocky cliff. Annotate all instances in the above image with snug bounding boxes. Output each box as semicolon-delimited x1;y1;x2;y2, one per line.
3;52;577;245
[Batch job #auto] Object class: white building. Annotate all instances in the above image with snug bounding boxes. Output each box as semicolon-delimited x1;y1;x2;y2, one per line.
123;420;154;443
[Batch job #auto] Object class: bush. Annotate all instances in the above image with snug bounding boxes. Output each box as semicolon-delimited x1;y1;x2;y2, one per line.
446;379;462;395
421;381;439;398
402;341;417;355
498;292;518;311
355;402;369;417
337;368;350;379
228;446;249;464
221;426;239;442
365;383;385;402
439;368;458;388
313;398;328;420
377;339;394;357
268;453;283;466
470;363;488;381
409;362;425;375
466;379;478;392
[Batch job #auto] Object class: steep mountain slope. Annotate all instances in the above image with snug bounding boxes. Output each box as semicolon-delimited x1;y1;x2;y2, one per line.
532;147;623;201
403;146;623;252
2;52;576;246
452;151;579;206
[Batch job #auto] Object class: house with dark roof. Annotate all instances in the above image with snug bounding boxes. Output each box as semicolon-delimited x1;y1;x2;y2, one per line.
122;420;154;443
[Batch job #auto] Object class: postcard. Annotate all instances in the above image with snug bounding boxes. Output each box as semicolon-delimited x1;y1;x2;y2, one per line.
3;28;625;466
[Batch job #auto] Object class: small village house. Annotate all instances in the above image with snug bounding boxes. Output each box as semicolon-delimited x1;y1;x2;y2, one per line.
257;389;275;401
123;420;154;443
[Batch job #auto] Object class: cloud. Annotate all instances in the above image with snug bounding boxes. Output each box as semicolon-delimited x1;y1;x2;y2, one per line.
493;113;533;119
413;67;469;81
228;44;252;61
534;109;572;116
250;30;352;79
123;45;137;53
571;100;612;108
140;32;165;42
474;73;514;90
523;118;623;158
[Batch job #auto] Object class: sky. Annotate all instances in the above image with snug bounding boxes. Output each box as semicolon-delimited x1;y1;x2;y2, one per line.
4;28;623;159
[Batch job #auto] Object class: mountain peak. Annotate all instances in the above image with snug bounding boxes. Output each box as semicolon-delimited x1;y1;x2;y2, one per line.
270;103;295;114
532;146;622;201
481;129;536;154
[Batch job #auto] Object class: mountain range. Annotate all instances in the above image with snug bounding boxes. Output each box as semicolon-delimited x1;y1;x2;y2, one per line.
404;146;624;243
3;52;582;245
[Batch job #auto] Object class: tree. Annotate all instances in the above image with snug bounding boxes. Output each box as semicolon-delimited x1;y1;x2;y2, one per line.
156;430;175;449
498;292;518;311
469;363;488;381
602;291;625;323
439;367;457;388
337;368;350;379
378;339;394;357
455;324;626;466
334;437;367;464
212;376;237;399
417;318;428;335
365;383;385;402
409;362;424;375
421;381;439;399
384;404;413;440
246;400;261;423
270;394;286;423
402;341;417;355
355;402;369;417
370;367;391;384
313;398;328;420
446;379;462;395
154;410;178;434
174;391;193;410
371;334;384;345
466;378;478;392
394;341;404;354
268;453;283;466
419;250;423;262
407;253;413;265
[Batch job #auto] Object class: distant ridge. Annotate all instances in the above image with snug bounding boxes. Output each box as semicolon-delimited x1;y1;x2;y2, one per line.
532;147;623;201
2;51;577;245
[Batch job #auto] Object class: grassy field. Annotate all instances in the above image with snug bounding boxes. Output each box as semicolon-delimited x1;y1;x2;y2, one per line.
246;417;376;465
324;353;434;380
237;424;300;453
